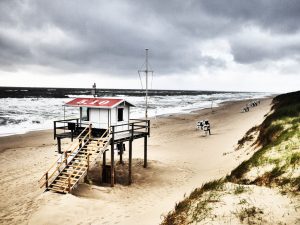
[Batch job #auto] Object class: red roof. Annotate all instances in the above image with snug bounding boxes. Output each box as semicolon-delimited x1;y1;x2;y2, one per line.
65;98;133;108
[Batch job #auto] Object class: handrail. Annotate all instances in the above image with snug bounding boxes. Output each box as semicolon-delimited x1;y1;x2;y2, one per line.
111;121;147;128
111;125;148;135
39;125;89;182
39;125;91;188
130;118;149;122
96;128;110;145
39;130;91;188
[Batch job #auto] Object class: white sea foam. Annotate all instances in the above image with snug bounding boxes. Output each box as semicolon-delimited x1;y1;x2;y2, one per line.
0;92;271;136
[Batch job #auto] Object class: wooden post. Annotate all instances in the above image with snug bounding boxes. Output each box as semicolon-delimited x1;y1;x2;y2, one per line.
71;129;73;142
119;143;123;164
102;150;107;184
103;150;106;167
131;123;134;139
54;121;56;140
128;140;132;185
144;136;147;168
87;154;90;172
79;139;82;149
64;151;68;166
89;123;92;139
45;172;48;189
111;126;115;187
57;137;62;154
147;119;150;137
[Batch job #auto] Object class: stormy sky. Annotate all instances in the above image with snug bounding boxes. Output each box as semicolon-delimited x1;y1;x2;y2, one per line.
0;0;299;92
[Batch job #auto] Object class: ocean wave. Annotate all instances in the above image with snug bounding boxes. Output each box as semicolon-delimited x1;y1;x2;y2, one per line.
0;92;271;136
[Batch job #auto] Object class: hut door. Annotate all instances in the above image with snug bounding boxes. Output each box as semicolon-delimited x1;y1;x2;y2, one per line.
118;108;124;122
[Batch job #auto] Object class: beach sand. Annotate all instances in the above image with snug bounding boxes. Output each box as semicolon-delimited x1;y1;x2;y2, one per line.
0;98;272;225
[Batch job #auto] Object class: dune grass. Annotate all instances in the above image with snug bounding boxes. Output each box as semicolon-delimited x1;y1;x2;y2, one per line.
161;91;300;225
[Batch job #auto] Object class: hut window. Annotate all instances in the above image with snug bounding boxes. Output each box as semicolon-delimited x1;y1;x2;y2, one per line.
82;107;89;121
118;108;124;121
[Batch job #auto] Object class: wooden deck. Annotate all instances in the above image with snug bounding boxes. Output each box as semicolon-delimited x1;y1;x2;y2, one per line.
51;119;150;188
55;130;147;143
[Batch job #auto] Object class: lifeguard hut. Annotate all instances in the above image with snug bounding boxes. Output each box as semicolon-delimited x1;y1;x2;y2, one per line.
66;97;133;130
39;97;150;194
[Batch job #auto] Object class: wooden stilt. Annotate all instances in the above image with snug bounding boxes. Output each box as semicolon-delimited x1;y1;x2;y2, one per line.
64;151;68;166
111;126;115;187
102;150;106;183
103;150;106;167
53;121;56;140
144;136;147;168
119;143;123;164
57;137;62;154
89;123;92;139
128;140;132;185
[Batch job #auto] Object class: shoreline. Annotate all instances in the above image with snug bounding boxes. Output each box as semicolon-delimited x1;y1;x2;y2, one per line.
0;97;273;225
0;96;271;140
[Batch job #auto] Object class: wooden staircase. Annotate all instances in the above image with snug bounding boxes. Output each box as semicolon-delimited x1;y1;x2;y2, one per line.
39;126;111;194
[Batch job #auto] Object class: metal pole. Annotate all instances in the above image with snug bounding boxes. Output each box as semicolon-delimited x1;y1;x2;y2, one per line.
63;106;66;133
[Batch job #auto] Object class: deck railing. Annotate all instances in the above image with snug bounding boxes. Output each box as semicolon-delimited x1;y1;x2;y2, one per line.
53;118;80;140
110;119;150;139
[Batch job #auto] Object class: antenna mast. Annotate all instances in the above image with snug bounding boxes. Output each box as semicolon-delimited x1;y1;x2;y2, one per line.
145;48;149;119
138;49;153;119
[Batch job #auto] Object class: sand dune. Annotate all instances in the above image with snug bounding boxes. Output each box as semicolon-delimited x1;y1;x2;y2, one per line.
0;98;272;225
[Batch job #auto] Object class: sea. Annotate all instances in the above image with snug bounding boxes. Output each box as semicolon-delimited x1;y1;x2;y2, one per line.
0;87;272;136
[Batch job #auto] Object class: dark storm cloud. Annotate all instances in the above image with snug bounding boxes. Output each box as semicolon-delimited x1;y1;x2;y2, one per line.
231;38;300;64
0;0;299;76
199;0;300;33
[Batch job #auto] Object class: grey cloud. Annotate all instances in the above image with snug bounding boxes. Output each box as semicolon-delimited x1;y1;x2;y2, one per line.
0;0;299;76
231;41;300;64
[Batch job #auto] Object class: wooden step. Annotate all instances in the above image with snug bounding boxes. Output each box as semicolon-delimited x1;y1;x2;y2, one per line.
62;169;85;176
48;187;68;193
61;171;84;175
67;166;87;170
54;180;75;186
57;176;78;181
51;183;68;188
63;171;85;176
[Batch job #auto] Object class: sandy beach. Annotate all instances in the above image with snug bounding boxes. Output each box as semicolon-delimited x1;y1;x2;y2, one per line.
0;98;272;225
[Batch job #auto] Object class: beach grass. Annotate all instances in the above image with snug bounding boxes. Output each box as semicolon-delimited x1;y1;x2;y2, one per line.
161;91;300;225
